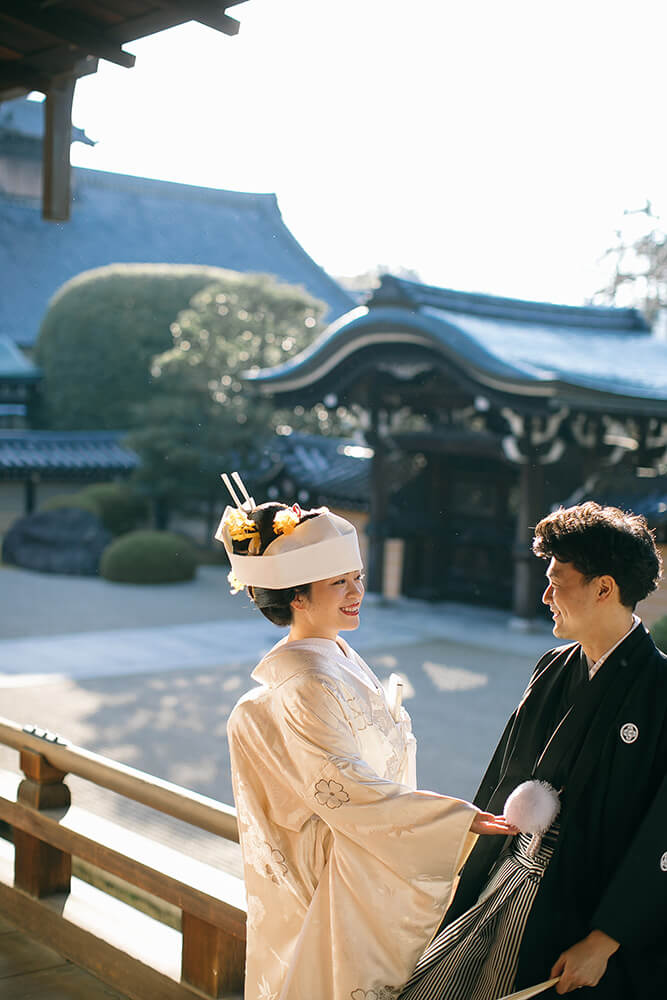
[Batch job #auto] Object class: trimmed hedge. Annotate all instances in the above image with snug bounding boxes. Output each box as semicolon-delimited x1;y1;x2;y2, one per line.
79;483;148;536
100;531;197;584
40;493;101;517
40;484;148;536
35;263;241;430
651;615;667;653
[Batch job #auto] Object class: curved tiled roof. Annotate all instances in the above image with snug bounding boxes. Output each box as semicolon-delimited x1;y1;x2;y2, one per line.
0;335;40;380
0;97;93;147
0;430;138;478
0;167;354;348
247;274;667;415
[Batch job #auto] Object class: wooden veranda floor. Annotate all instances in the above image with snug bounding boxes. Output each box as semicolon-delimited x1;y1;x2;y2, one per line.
0;913;128;1000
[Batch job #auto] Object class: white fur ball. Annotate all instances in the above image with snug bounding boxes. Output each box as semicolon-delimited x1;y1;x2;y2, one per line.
503;780;560;834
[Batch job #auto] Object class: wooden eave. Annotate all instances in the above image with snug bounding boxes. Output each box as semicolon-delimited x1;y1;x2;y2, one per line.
0;1;248;220
248;305;667;419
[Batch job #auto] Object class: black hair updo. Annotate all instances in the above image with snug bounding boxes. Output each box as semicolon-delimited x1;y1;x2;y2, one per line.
230;502;317;627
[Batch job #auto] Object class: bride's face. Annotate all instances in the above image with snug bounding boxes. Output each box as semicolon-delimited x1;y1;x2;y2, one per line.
292;569;365;638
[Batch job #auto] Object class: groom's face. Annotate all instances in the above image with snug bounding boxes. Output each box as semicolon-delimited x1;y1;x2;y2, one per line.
541;557;600;641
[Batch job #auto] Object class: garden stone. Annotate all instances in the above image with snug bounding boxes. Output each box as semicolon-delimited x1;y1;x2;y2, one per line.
2;508;112;576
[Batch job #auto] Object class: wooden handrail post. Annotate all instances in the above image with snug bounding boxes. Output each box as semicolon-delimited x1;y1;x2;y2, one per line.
14;747;72;897
181;911;245;997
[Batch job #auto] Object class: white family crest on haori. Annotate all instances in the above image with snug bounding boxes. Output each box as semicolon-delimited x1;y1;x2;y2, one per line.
620;722;639;744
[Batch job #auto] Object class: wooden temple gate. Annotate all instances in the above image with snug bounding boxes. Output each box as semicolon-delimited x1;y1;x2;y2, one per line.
0;717;245;999
248;275;667;623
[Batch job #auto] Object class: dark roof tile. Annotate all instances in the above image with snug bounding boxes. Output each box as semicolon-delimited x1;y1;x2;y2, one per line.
0;430;138;475
0;166;354;348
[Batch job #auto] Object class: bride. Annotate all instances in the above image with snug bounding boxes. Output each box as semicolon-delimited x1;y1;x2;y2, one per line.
216;475;514;1000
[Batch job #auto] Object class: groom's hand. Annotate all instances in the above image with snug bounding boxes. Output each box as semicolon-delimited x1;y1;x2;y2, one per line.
551;929;619;993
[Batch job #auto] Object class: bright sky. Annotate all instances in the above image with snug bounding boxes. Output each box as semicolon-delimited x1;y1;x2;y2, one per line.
65;0;667;306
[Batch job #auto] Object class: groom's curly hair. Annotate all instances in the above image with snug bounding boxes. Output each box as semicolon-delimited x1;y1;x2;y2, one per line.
533;502;662;608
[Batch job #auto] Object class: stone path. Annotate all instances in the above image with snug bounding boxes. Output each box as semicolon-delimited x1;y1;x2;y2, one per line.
0;565;559;874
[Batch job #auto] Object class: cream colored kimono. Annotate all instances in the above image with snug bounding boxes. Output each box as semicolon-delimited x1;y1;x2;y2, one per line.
227;636;477;1000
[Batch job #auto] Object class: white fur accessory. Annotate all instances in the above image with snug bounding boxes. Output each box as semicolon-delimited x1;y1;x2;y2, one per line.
503;780;560;834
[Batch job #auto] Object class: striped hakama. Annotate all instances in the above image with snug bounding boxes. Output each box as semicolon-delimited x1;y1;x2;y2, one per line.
400;825;559;1000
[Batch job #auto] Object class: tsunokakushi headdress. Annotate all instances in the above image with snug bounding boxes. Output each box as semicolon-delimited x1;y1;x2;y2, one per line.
214;471;362;592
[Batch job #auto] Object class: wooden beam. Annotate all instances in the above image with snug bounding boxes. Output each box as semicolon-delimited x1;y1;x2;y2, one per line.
0;873;207;1000
1;2;136;68
43;76;75;222
0;63;51;96
0;717;238;843
154;1;241;36
0;54;97;100
0;788;245;937
182;912;245;997
104;10;203;44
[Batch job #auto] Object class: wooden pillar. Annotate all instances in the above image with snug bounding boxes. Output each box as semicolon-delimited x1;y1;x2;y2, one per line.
25;476;36;514
181;911;245;997
14;748;71;897
43;77;76;222
512;461;545;621
423;453;443;597
367;401;387;595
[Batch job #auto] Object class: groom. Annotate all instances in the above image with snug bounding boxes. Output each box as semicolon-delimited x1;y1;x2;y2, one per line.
402;502;666;999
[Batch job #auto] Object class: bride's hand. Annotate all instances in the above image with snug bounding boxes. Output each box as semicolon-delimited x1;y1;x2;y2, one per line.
470;811;518;836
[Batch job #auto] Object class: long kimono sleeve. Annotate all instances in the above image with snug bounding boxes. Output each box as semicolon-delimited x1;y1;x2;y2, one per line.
277;671;477;998
591;768;667;952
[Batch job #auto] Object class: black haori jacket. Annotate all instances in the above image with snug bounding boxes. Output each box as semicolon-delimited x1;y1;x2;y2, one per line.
444;623;667;998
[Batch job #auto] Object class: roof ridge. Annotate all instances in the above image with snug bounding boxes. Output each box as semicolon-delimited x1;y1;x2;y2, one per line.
369;273;649;332
254;197;355;313
73;166;279;206
0;429;130;440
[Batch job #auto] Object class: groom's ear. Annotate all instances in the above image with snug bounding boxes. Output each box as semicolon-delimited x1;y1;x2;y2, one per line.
595;574;617;604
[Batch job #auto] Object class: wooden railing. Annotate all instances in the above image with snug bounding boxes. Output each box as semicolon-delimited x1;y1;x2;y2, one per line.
0;715;246;1000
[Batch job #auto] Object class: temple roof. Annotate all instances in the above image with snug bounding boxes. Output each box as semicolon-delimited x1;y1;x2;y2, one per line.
266;433;373;509
0;430;375;505
0;430;138;479
0;96;93;148
0;163;354;348
247;274;667;415
0;335;41;381
566;466;667;528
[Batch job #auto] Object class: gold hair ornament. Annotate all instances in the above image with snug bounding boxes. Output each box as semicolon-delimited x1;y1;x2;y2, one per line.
227;569;245;595
273;507;300;536
223;507;258;541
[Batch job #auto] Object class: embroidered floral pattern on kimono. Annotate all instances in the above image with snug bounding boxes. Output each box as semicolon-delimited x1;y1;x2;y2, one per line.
246;893;266;932
257;975;278;1000
242;826;289;883
343;692;369;732
228;635;477;1000
314;778;350;808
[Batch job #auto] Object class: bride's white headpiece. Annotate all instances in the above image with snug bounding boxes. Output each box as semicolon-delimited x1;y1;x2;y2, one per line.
214;472;362;590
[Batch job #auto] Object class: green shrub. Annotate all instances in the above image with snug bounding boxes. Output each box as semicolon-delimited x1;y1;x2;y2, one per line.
79;483;148;536
40;493;101;517
651;615;667;653
34;263;241;430
100;531;197;584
